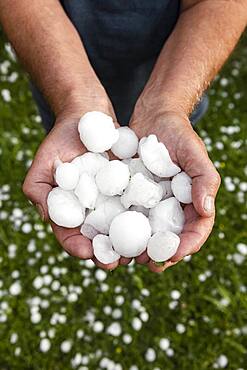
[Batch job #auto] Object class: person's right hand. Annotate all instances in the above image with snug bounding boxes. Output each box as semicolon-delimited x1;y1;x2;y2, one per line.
22;98;128;270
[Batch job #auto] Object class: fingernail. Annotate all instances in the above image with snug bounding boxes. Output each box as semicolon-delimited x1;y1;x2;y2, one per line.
204;195;214;214
36;204;45;221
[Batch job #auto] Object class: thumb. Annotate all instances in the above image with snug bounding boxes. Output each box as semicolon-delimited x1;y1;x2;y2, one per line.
192;162;221;218
22;167;53;221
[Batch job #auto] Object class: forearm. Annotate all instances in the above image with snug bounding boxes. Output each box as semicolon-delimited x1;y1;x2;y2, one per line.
137;0;247;117
0;0;109;116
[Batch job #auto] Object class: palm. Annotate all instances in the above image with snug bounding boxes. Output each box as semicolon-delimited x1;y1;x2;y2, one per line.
130;113;220;272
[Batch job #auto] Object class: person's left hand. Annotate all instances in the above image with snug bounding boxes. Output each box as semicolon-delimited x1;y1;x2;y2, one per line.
129;109;221;273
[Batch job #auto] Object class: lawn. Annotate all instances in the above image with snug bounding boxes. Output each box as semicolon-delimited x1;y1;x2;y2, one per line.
0;30;246;370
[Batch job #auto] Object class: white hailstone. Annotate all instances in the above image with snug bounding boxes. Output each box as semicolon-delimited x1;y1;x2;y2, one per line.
159;338;170;351
111;126;138;159
95;269;107;282
85;196;125;234
78;111;119;152
93;234;120;264
75;172;98;209
176;323;186;334
145;348;156;362
149;197;185;235
54;162;80;190
129;366;139;370
10;333;18;344
132;317;142;331
159;180;173;200
109;211;151;258
93;321;104;333
216;355;228;368
124;158;154;180
166;348;174;357
22;223;32;233
40;338;51;352
31;312;42;324
147;231;180;262
71;353;83;367
112;308;122;319
130;205;149;217
121;173;163;209
106;322;122;336
9;281;21;295
76;329;84;338
138;135;180;177
171;171;192;204
1;88;11;102
115;295;125;305
140;311;149;322
68;292;78;302
47;187;85;228
131;299;141;310
123;334;132;344
60;340;72;353
80;223;99;240
71;152;108;176
96;160;130;196
236;243;247;255
170;290;181;300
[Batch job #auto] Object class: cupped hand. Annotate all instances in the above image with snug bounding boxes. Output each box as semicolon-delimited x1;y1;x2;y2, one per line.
129;110;221;272
22;101;126;270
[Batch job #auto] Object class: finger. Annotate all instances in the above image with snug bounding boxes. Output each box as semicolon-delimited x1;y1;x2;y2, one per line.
170;204;215;262
51;222;93;259
119;257;132;265
135;251;150;264
22;154;54;221
148;260;178;273
92;256;119;271
192;163;221;218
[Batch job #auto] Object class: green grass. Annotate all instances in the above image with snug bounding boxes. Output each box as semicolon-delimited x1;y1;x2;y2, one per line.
0;31;246;370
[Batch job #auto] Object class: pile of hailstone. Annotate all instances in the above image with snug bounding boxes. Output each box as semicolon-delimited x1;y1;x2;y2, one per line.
47;111;192;264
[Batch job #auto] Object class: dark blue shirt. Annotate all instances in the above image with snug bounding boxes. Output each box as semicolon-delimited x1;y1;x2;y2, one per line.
32;0;180;129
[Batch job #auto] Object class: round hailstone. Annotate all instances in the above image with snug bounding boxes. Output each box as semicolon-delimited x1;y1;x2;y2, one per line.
138;134;181;177
124;158;154;180
47;187;85;228
109;211;151;258
80;223;99;240
111;127;138;159
78;111;119;153
147;231;180;262
54;162;80;190
71;152;108;176
171;171;192;204
85;196;125;234
93;234;120;264
159;180;173;200
149;197;185;235
40;338;51;352
95;160;130;196
120;173;163;209
74;172;98;209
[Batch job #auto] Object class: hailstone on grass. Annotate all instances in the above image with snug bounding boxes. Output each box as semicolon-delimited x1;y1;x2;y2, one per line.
138;134;181;177
171;171;192;204
74;172;98;209
54;162;80;190
111;127;138;159
93;234;120;264
96;160;130;196
121;173;163;209
71;152;108;176
85;196;125;234
109;211;151;257
78;111;119;152
149;197;185;235
147;231;180;262
47;187;85;228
